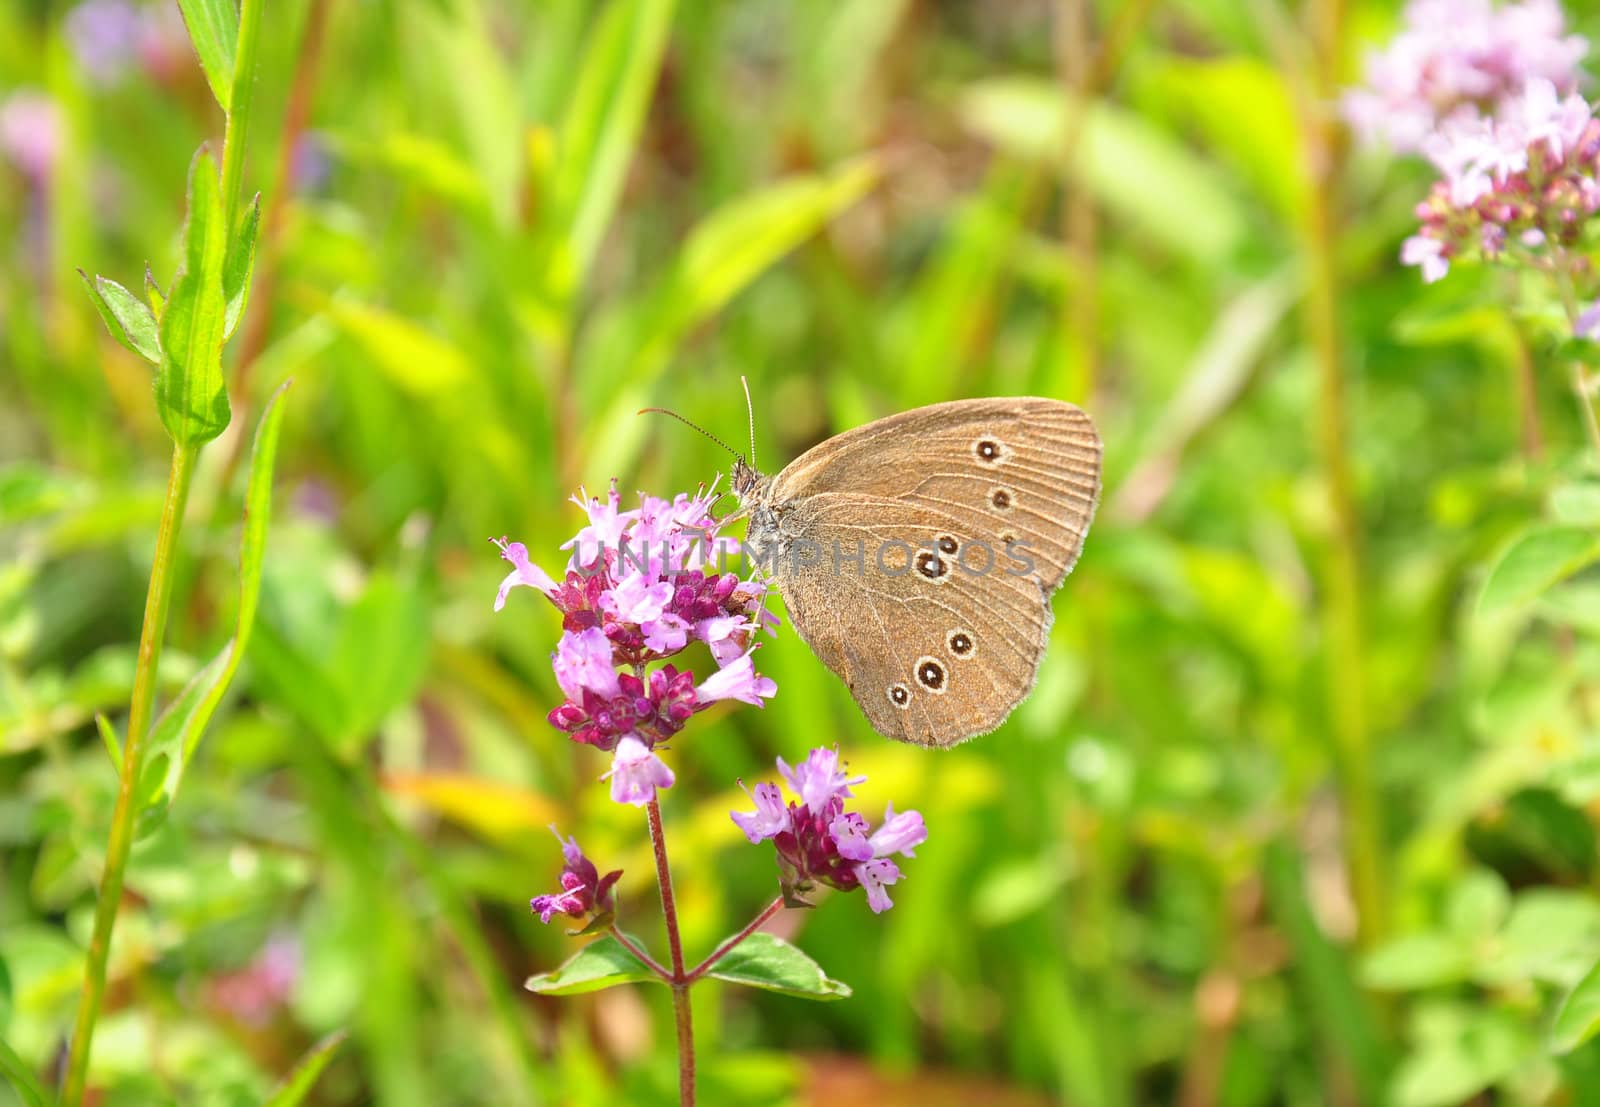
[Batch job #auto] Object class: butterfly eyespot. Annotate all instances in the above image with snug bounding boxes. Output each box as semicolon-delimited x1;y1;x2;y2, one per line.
990;488;1013;510
915;656;948;693
947;630;974;657
937;534;959;555
915;551;949;582
888;683;911;708
973;437;1005;464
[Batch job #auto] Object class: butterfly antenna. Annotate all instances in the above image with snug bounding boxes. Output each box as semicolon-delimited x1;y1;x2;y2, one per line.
638;407;743;462
741;375;757;469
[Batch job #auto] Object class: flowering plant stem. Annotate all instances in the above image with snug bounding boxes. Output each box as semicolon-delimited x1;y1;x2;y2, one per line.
61;442;198;1106
627;800;788;1105
646;798;697;1105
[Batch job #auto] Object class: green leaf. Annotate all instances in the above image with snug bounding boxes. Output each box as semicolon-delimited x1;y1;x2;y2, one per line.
96;712;121;771
525;934;662;996
1551;483;1600;526
145;381;290;803
79;270;161;363
324;301;471;396
176;0;238;111
658;159;878;346
704;932;852;1001
1361;933;1472;991
548;0;676;299
223;193;260;339
156;147;232;445
1554;958;1600;1053
1478;525;1600;616
959;77;1247;264
0;1034;49;1107
264;1029;348;1107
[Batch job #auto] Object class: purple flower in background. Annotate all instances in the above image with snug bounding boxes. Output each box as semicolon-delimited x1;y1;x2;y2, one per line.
493;479;777;803
530;827;621;924
0;91;61;182
208;934;301;1026
1343;0;1588;153
1577;299;1600;338
65;0;189;85
65;0;142;82
732;747;927;913
1402;79;1600;281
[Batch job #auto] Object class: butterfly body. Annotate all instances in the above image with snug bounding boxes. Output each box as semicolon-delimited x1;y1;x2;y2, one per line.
731;397;1102;748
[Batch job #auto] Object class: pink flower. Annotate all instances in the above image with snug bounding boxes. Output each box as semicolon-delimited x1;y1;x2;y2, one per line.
730;747;926;913
1343;0;1588;154
552;627;623;702
1576;299;1600;339
779;746;865;813
731;781;789;843
1400;80;1600;282
602;572;673;624
492;537;557;610
530;827;621;923
604;734;676;806
696;654;777;707
0;91;61;181
1401;234;1451;282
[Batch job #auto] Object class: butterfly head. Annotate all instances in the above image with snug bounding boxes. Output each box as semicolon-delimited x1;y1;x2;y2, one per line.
731;455;770;506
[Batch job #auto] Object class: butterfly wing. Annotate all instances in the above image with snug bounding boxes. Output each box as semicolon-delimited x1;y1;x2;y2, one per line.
767;496;1054;746
768;398;1100;590
758;398;1101;746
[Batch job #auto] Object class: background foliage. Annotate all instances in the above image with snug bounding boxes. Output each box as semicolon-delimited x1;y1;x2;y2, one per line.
5;0;1600;1104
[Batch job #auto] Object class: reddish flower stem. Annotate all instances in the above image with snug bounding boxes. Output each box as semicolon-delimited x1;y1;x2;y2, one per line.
608;925;672;981
646;798;694;1106
686;897;784;984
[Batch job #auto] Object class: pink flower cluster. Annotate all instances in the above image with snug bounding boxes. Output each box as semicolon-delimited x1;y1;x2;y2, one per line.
493;481;776;806
530;828;622;925
732;748;927;914
1343;0;1587;153
1403;78;1600;281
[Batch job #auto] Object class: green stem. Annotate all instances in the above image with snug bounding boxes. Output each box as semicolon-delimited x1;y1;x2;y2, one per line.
219;0;266;229
1299;0;1385;947
61;443;198;1106
646;798;694;1107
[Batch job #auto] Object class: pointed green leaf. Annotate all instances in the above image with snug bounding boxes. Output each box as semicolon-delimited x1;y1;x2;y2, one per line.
264;1029;348;1107
1554;958;1600;1053
0;1035;49;1107
1478;525;1600;616
145;264;166;320
223;193;260;338
156;147;232;445
79;270;161;363
176;0;238;111
704;932;851;1000
524;934;662;995
146;381;290;803
96;712;121;771
548;0;675;298
659;158;878;345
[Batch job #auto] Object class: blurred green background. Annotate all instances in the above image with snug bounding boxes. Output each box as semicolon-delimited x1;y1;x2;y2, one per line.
7;0;1600;1104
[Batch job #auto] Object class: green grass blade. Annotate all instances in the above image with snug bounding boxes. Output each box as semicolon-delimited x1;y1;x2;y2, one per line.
264;1030;349;1107
0;1035;49;1107
549;0;676;301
